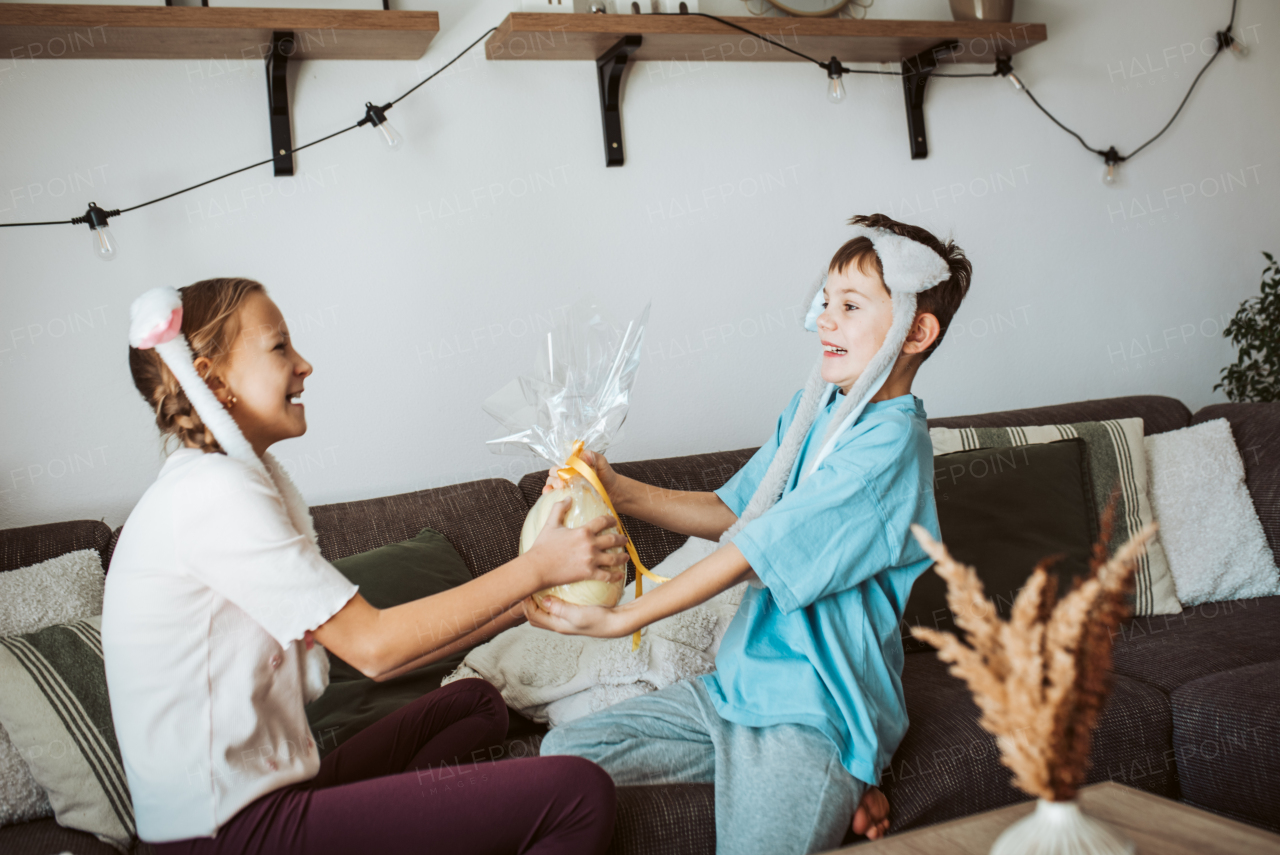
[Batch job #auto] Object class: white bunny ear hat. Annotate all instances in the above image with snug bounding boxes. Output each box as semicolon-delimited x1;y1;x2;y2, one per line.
129;287;261;470
720;224;952;546
128;285;322;552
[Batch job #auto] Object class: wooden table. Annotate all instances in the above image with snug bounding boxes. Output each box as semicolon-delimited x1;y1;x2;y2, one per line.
828;782;1280;854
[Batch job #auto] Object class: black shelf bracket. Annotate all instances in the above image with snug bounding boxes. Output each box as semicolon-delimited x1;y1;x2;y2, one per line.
596;34;642;167
266;31;296;177
901;40;957;160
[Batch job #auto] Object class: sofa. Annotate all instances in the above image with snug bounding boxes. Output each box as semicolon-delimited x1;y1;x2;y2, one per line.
2;393;1278;855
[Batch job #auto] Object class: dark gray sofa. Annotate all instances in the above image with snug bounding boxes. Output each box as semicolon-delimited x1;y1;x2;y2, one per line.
2;394;1277;854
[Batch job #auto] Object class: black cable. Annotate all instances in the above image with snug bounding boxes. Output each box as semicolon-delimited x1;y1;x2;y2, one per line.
391;26;497;106
117;157;274;216
0;4;1244;229
1015;0;1236;163
670;11;996;78
0;28;494;228
115;120;369;216
673;11;827;66
685;3;1238;158
289;122;362;157
1123;28;1226;160
1020;87;1106;157
0;217;76;227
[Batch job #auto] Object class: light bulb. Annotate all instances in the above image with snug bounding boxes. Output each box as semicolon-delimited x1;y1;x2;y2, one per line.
1230;38;1248;58
828;75;847;104
376;120;403;151
1007;71;1025;91
91;225;117;261
78;203;118;261
824;56;845;104
1100;147;1121;187
361;102;403;152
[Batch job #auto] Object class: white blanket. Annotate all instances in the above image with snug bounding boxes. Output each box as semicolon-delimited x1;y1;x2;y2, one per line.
442;536;745;727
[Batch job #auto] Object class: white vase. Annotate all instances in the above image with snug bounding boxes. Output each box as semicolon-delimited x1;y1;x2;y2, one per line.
990;798;1136;855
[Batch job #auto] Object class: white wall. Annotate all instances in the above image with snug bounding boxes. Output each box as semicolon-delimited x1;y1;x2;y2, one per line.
1;0;1276;530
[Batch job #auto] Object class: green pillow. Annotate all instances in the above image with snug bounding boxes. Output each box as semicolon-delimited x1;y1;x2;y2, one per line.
902;437;1100;654
305;527;479;756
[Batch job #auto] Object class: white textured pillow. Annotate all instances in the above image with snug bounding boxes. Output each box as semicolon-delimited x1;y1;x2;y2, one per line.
0;549;105;637
0;548;105;827
1144;419;1280;605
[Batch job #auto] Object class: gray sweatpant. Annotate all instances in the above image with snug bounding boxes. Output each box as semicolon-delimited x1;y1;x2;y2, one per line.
539;677;866;855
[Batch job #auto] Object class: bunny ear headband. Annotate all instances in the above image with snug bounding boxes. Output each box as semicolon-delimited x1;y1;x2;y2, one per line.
720;225;952;549
129;287;263;473
128;286;321;548
802;224;952;331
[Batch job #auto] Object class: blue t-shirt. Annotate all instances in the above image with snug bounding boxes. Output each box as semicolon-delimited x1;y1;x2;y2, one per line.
701;387;940;786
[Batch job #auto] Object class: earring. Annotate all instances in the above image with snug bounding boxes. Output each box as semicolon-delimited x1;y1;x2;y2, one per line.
225;394;237;410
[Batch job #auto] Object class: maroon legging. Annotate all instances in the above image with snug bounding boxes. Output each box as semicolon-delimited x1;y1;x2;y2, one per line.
152;679;615;855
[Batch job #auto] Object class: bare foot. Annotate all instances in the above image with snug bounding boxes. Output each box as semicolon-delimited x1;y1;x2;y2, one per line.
851;785;890;840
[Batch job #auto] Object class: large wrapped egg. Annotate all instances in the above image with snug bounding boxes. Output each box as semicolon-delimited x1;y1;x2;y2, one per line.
520;474;627;608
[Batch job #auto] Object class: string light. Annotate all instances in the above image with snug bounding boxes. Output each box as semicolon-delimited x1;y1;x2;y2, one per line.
682;6;1243;193
0;26;497;260
1102;147;1121;186
0;1;1247;256
1219;28;1248;58
1028;0;1240;189
358;102;403;151
825;57;846;104
70;203;120;262
994;56;1023;91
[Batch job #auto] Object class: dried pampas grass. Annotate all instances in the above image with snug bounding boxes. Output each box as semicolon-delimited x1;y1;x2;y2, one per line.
908;490;1158;802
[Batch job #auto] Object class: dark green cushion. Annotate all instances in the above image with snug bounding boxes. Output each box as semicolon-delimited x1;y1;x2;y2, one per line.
902;437;1099;653
305;527;477;756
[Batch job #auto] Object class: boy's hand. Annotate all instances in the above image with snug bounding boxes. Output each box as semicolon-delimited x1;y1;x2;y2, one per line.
522;592;633;639
527;499;629;589
541;449;620;497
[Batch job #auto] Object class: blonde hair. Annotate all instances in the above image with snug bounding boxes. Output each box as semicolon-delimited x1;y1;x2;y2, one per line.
128;278;266;455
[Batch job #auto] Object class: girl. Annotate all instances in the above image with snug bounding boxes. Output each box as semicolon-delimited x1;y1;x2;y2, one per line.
102;278;626;855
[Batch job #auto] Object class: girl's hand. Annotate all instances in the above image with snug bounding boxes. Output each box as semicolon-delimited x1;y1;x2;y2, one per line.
541;449;619;497
528;499;630;589
522;593;633;639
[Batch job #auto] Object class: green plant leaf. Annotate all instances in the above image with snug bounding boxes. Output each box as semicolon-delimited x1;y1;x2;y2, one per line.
1217;253;1280;403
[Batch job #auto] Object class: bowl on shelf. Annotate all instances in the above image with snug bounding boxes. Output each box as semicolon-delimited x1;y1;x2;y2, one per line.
949;0;1014;22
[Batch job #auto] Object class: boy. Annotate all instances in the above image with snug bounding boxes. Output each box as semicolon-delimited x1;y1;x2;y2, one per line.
526;213;972;855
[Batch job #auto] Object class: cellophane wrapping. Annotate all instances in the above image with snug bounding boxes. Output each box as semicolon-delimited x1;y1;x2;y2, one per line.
483;301;650;606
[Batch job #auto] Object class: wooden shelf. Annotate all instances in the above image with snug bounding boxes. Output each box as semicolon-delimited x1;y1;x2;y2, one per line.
0;4;439;60
486;13;1048;165
486;12;1046;64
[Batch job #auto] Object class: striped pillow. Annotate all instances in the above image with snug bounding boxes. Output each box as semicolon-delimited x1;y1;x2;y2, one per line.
0;616;134;852
930;417;1182;616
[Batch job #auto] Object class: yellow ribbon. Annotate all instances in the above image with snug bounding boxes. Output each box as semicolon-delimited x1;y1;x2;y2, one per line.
557;440;669;651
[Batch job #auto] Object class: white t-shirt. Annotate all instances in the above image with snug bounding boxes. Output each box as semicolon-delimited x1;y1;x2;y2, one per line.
102;447;358;843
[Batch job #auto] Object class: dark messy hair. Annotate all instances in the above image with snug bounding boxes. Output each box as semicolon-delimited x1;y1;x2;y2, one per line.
827;213;972;362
